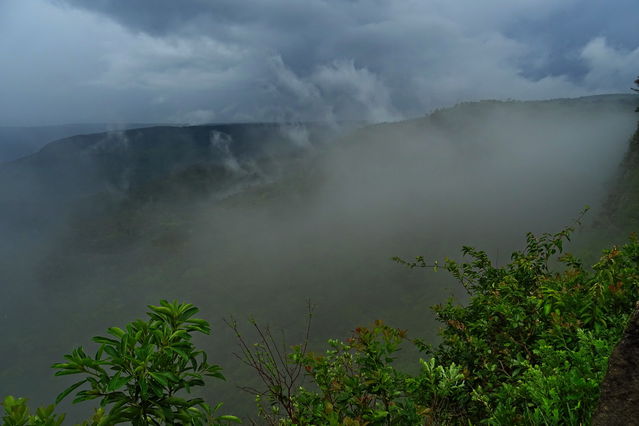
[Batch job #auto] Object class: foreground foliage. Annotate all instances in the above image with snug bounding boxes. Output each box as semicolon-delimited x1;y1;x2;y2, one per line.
237;224;639;425
1;396;65;426
3;225;639;424
1;301;239;425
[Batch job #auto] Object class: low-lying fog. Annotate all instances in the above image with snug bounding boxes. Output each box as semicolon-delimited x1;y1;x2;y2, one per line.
1;96;637;420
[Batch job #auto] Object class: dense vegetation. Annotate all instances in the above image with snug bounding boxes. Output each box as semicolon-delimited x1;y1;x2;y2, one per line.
232;220;639;424
4;219;639;424
2;301;240;425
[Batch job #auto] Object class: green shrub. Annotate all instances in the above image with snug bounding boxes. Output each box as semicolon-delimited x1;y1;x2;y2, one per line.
234;319;467;425
1;396;65;426
418;228;639;424
52;300;239;425
288;322;439;425
239;222;639;424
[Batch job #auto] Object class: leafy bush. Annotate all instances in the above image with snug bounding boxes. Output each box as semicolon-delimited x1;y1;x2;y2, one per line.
288;322;439;425
52;300;238;425
1;396;65;426
425;229;639;424
238;222;639;424
234;319;466;425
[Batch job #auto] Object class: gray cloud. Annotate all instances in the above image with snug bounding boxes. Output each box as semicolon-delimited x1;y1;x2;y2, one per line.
1;0;638;125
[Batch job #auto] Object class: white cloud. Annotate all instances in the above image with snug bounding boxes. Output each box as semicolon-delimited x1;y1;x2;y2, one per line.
581;37;639;91
311;61;399;122
92;35;249;90
258;57;399;122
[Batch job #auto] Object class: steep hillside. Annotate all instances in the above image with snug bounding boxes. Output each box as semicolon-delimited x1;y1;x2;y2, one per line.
0;123;162;163
0;122;336;234
602;121;639;231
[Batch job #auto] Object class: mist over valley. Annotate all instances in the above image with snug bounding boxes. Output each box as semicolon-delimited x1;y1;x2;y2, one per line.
1;94;638;418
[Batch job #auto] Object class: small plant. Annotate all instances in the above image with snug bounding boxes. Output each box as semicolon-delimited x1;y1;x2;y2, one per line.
228;305;313;425
1;396;65;426
395;216;639;423
287;322;429;425
52;300;239;425
234;314;467;425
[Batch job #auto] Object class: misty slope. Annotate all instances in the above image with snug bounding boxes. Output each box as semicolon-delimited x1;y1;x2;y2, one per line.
0;123;162;164
1;94;638;420
0;123;335;234
602;121;639;230
313;95;638;245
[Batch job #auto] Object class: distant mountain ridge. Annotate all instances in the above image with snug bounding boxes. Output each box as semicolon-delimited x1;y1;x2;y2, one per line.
1;94;637;237
4;122;333;192
0;123;165;164
0;122;337;234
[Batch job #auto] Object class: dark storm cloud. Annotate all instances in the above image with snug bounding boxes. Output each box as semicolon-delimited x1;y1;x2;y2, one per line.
506;0;639;80
54;0;217;35
2;0;639;124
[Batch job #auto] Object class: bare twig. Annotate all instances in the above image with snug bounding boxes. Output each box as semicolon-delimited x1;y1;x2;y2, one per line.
226;302;315;424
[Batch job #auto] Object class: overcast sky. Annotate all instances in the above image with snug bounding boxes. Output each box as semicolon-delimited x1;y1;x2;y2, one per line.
1;0;638;125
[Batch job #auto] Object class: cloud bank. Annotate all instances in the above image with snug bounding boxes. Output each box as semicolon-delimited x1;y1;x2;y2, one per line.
1;0;638;124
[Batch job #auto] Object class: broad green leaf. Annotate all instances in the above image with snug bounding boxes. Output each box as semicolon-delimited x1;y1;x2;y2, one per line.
107;373;131;392
107;327;126;338
149;371;169;387
93;336;120;346
168;346;190;361
72;392;100;404
179;306;199;321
